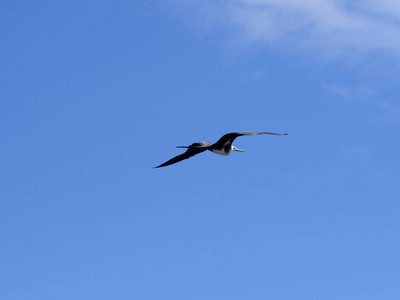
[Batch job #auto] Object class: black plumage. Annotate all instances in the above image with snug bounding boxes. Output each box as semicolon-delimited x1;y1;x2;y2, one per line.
155;131;287;168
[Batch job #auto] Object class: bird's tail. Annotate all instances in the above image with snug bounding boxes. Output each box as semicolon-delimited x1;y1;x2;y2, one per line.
176;146;189;148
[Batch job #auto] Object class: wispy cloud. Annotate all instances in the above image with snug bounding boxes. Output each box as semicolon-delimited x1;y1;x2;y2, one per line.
326;84;374;100
174;0;400;61
378;101;400;122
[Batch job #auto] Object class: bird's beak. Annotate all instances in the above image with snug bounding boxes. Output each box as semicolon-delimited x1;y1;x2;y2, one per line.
235;148;245;152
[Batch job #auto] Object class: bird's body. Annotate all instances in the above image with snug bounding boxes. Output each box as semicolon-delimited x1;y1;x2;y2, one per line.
209;147;234;156
155;131;287;168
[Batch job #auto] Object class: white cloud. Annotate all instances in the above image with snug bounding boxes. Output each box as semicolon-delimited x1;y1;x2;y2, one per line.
326;84;374;99
339;144;372;160
175;0;400;61
378;101;400;122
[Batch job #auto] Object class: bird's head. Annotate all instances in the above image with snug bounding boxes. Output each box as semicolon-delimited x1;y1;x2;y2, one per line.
232;146;245;153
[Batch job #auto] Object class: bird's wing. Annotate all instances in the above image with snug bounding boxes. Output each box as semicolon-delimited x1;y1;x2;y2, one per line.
235;131;287;136
154;145;208;168
212;131;287;149
212;133;242;149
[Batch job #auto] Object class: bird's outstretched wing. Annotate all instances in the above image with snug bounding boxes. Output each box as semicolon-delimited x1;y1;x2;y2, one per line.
154;143;210;168
212;131;287;149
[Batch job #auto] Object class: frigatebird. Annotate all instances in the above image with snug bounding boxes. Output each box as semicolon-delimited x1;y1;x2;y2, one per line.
155;131;287;168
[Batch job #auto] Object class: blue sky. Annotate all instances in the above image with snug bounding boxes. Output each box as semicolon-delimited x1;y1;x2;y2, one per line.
1;1;400;299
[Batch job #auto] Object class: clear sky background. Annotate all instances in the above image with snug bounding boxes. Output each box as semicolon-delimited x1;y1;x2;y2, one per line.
1;1;400;299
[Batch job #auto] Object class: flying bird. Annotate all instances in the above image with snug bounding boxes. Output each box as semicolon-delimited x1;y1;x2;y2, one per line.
155;131;287;168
